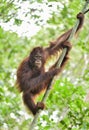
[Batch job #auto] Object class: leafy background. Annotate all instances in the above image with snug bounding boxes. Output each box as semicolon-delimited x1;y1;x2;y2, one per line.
0;0;89;130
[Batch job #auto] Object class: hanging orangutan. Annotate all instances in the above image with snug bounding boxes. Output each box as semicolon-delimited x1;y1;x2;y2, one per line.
16;13;84;115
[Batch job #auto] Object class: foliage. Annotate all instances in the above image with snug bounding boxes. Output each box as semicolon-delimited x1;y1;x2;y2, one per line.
0;0;17;23
0;0;89;130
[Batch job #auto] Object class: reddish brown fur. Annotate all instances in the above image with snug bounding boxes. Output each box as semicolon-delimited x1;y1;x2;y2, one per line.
16;13;84;115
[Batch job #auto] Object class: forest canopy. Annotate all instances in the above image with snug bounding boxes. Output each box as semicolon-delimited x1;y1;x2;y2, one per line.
0;0;89;130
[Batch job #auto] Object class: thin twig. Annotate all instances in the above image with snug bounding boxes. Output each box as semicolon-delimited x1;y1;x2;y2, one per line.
29;1;89;129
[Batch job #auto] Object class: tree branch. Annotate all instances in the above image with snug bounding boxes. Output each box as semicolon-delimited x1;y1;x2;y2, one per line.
29;1;89;129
